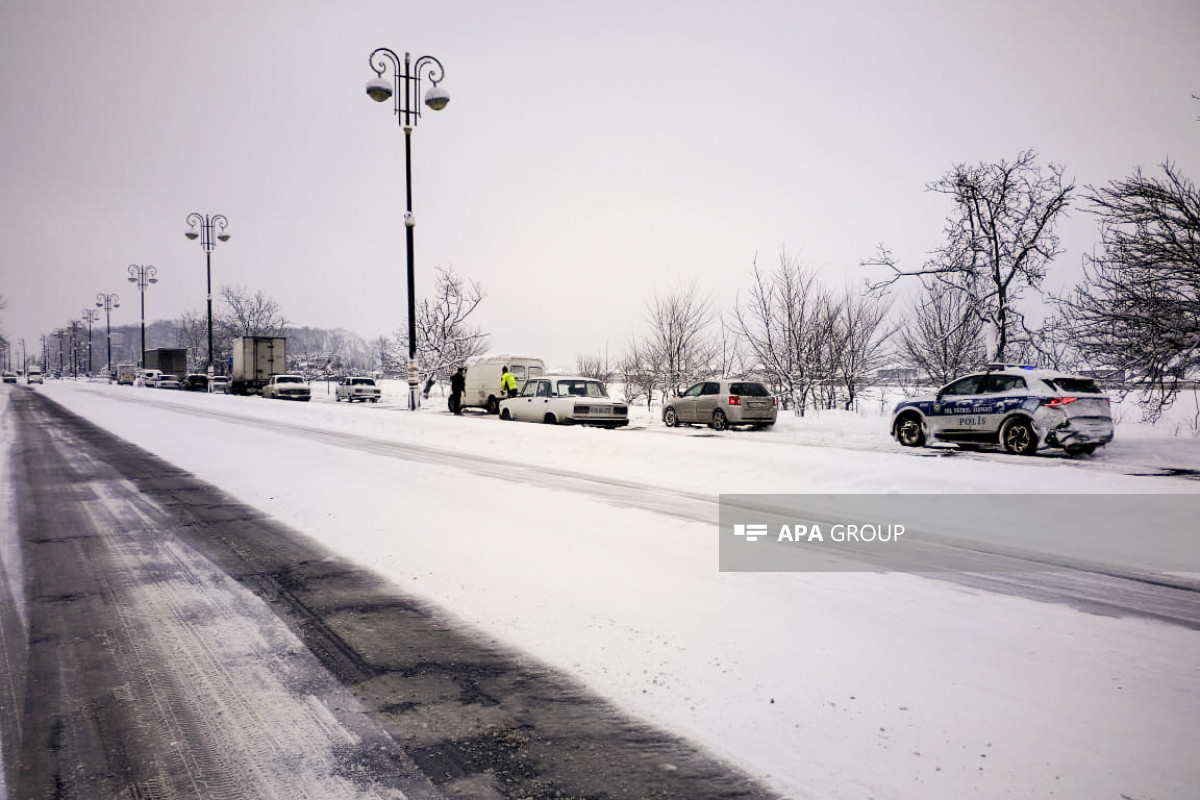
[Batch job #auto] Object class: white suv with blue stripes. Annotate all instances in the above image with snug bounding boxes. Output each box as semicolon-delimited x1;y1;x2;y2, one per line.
890;365;1114;456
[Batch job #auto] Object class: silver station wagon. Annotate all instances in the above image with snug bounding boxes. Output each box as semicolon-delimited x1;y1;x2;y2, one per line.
663;380;778;431
499;375;629;427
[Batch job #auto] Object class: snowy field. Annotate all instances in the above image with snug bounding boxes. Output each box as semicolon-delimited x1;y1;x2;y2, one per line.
8;378;1200;800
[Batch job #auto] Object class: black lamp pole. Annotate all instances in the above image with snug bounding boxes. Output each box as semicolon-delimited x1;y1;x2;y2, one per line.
366;47;450;411
127;265;158;368
81;308;99;375
96;293;120;379
185;213;230;376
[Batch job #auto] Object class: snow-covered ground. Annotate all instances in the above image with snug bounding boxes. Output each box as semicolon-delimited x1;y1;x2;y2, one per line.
11;379;1200;800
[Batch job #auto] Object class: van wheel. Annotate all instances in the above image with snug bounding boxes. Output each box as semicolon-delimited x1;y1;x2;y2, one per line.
1001;418;1038;456
486;396;500;415
663;407;679;427
710;410;728;431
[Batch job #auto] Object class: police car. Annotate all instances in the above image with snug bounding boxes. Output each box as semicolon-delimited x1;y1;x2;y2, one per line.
890;365;1114;456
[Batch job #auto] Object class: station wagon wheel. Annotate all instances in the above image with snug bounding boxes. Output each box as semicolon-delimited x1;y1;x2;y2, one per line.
1001;417;1038;456
895;414;925;447
710;410;728;431
663;407;679;427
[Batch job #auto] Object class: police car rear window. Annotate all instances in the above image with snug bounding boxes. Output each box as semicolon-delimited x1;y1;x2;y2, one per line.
1046;378;1101;394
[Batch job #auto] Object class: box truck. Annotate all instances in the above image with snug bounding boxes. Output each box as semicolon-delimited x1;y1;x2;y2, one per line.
143;348;188;381
231;336;287;396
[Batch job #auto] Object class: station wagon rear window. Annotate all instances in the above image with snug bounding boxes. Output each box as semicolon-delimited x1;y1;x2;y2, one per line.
729;382;771;397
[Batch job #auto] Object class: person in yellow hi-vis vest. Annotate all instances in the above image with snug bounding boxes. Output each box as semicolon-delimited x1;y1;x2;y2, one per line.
500;365;518;398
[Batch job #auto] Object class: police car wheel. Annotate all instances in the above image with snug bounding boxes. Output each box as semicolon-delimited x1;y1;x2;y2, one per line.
1001;418;1038;456
1065;444;1096;456
896;415;925;447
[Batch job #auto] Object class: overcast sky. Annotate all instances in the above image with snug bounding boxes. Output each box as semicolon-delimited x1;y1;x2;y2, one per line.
2;0;1198;370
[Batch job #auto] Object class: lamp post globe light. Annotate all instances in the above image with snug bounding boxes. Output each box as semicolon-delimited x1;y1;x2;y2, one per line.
81;307;100;376
185;213;230;377
127;264;158;368
365;47;449;411
96;293;120;380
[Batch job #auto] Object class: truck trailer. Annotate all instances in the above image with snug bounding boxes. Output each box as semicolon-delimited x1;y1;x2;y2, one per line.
143;348;188;381
230;336;287;396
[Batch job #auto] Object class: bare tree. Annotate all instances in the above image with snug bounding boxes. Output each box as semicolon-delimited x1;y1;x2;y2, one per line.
897;282;988;384
173;310;208;370
828;290;894;409
642;282;718;397
1058;161;1200;420
393;266;489;397
617;339;658;408
575;350;612;381
729;253;833;415
867;150;1073;362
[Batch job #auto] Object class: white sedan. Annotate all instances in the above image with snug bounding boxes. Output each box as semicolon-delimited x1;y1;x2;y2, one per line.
499;375;629;427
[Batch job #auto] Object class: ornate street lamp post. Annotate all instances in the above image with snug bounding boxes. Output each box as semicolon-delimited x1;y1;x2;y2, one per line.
184;214;230;376
127;265;158;368
96;293;120;380
81;308;99;375
365;47;450;411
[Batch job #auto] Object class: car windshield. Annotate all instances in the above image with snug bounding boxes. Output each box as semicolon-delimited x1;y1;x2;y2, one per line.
556;380;607;398
1045;377;1101;394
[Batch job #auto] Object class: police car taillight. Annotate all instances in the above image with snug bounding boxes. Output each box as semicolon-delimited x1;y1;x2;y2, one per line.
728;395;741;405
1043;397;1078;408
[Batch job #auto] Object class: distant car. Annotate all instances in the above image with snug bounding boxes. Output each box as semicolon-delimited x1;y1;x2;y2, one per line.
2;372;15;384
27;370;43;385
336;376;380;403
137;369;163;387
262;374;311;401
890;365;1115;456
499;375;629;427
184;373;209;392
208;376;230;394
663;380;779;431
154;374;182;390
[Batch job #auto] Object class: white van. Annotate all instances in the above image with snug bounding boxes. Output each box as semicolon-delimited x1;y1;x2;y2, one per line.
461;354;546;414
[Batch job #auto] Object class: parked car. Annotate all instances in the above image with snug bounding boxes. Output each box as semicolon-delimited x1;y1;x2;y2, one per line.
184;373;209;392
663;380;779;431
499;375;629;427
890;364;1114;456
336;376;381;403
262;374;311;401
154;374;183;390
136;369;163;387
27;369;43;385
2;372;15;384
208;375;230;394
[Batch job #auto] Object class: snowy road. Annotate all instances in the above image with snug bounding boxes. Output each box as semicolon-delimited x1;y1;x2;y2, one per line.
1;387;779;798
5;380;1199;800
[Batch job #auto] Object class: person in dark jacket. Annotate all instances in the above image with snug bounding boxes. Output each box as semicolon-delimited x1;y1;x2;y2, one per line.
449;366;466;414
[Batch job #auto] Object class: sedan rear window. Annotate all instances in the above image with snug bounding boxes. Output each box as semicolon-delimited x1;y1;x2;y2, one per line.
350;378;376;386
556;380;607;398
729;382;770;397
1046;377;1102;394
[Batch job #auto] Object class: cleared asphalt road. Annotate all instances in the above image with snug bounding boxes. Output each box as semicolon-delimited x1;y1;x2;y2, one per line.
1;388;779;799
